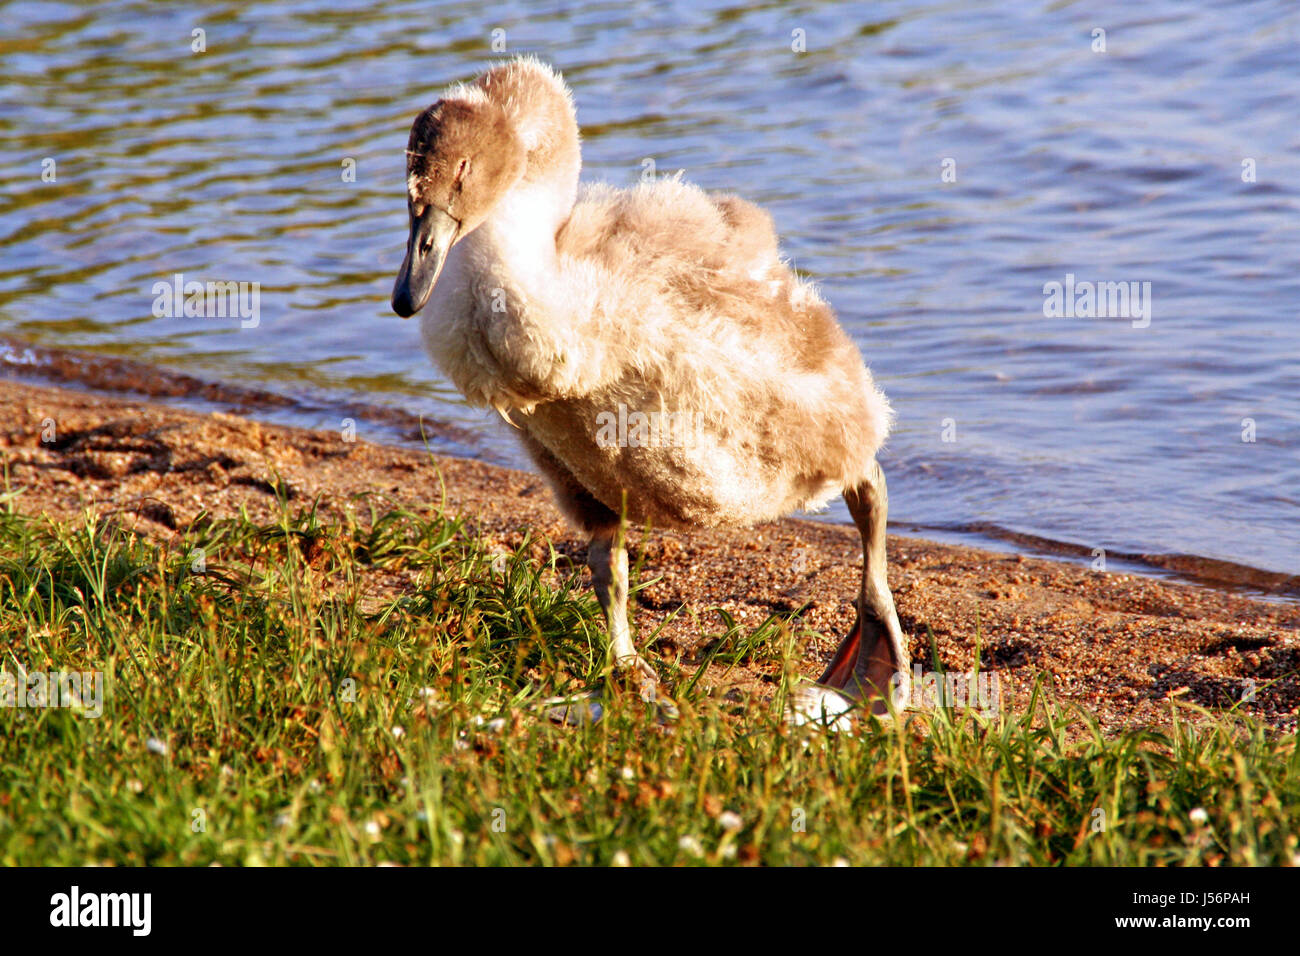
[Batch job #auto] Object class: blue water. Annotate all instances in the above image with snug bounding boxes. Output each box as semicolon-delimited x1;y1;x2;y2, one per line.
1;0;1297;575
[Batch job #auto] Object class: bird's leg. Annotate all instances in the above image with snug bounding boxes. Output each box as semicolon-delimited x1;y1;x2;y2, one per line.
587;523;658;701
818;459;910;715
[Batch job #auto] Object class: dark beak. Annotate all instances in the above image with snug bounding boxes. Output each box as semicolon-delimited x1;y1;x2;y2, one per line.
391;205;460;318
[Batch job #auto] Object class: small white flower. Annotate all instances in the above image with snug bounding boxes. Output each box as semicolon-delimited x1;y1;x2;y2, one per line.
611;850;631;867
831;857;850;867
717;810;743;833
1189;807;1209;825
273;811;292;828
391;725;405;739
146;737;168;756
620;766;636;781
364;820;382;840
678;835;704;858
721;844;737;860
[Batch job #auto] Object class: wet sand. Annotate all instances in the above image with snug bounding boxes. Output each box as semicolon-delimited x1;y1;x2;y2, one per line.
2;378;1297;732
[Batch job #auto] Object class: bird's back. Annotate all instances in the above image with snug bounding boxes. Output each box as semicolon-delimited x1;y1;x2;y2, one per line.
558;179;782;283
556;178;862;385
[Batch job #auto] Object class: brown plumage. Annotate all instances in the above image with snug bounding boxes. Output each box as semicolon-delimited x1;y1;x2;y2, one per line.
391;56;910;717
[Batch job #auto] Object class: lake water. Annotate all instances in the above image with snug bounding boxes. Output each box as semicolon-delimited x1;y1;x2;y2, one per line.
2;0;1297;586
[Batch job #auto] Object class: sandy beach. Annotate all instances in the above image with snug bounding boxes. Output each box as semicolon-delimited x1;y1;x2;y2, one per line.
1;376;1297;733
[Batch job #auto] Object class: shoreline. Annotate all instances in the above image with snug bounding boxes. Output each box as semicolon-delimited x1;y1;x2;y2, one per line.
1;375;1297;732
5;335;1296;603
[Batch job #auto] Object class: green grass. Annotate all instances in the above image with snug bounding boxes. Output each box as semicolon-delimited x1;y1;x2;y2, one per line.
0;492;1296;866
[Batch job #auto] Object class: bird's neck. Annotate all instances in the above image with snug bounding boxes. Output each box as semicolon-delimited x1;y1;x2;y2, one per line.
468;180;570;291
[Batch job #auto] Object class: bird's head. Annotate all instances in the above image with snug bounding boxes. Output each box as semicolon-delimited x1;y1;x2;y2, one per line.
391;96;527;317
391;57;579;318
